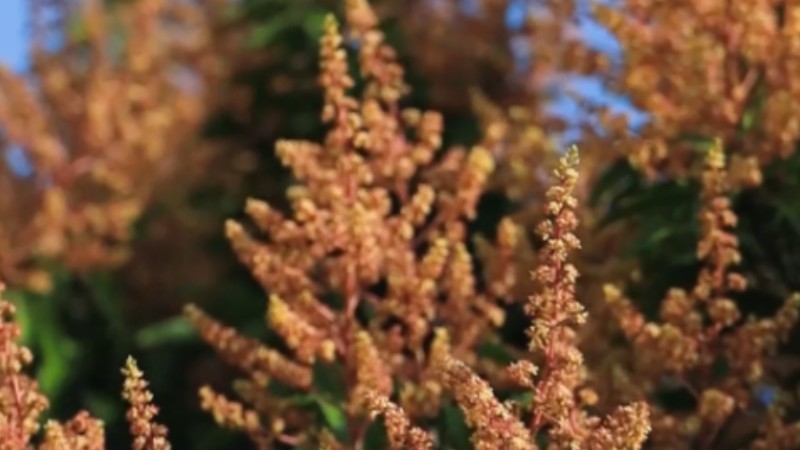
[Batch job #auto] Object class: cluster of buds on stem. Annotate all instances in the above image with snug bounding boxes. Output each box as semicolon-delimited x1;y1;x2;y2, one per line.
0;282;170;450
604;141;800;449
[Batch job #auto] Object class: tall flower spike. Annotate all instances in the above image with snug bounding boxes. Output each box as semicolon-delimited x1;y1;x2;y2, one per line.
350;331;393;412
199;386;273;450
361;390;434;450
521;146;650;447
266;294;335;364
435;355;535;450
695;140;744;330
526;145;584;352
0;282;49;450
184;304;313;390
319;14;357;125
121;356;171;450
345;0;407;104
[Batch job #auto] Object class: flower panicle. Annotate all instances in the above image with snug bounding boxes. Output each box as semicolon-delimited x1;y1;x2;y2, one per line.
267;294;336;364
350;331;393;412
0;283;49;449
40;411;106;450
520;147;650;448
121;356;171;450
0;281;114;450
198;386;274;450
526;145;584;351
360;390;434;450
695;140;746;312
0;0;234;290
184;303;313;390
434;354;535;450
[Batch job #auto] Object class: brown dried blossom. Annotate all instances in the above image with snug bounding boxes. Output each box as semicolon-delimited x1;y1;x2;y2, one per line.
526;146;585;351
603;143;800;448
468;92;637;405
435;355;535;450
188;2;524;447
0;0;236;291
508;147;650;449
266;294;336;365
390;0;593;116
587;0;800;182
698;389;736;425
3;1;800;449
121;356;171;450
399;327;449;420
199;386;273;450
181;2;654;448
0;284;49;450
585;402;652;450
39;411;106;450
606;144;747;380
521;147;593;444
695;141;747;313
349;331;393;413
184;304;312;390
360;390;434;450
0;281;179;450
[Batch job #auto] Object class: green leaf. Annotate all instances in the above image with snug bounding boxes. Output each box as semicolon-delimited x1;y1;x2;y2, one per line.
589;159;638;207
247;21;286;48
220;3;243;23
83;393;121;423
288;394;318;407
363;417;389;450
476;340;515;365
623;220;697;264
246;11;297;48
84;272;127;344
313;361;347;402
597;181;696;229
741;108;757;132
302;9;329;39
135;315;197;348
3;267;80;400
713;357;731;381
439;401;473;450
25;293;78;399
246;8;310;48
508;391;534;408
316;398;348;441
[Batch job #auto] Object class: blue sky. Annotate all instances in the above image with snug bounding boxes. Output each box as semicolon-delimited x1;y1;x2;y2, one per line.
0;0;30;176
504;0;647;139
0;0;26;70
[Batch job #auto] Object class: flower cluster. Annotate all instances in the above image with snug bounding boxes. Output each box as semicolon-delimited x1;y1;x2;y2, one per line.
2;1;799;450
0;282;170;450
0;283;49;450
604;142;800;449
0;0;235;292
188;2;651;448
589;0;800;184
501;148;650;450
187;4;512;445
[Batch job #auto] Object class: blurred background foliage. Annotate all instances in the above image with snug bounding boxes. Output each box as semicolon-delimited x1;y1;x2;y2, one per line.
1;0;800;449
